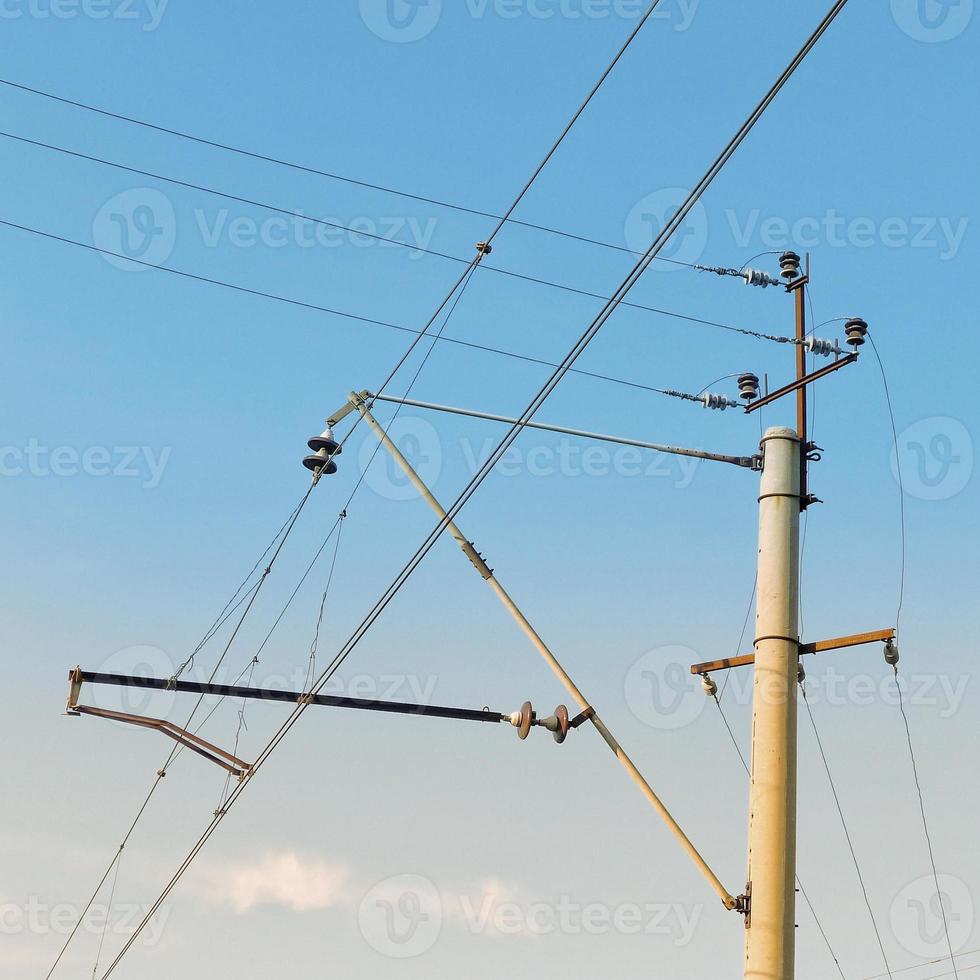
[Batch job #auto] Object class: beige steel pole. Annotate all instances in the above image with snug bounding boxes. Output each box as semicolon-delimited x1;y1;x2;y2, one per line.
744;427;801;978
352;393;737;910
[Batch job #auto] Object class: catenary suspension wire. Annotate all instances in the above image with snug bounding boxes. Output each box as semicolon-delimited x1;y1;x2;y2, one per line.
95;7;855;972
41;493;310;980
801;683;894;978
55;11;669;972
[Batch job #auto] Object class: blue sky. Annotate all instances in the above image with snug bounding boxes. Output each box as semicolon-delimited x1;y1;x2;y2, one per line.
2;2;978;978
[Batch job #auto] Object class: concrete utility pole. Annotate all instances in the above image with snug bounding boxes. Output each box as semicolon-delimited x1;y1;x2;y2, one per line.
744;426;802;978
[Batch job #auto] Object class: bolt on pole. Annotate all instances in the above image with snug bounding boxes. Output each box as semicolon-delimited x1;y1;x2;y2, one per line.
744;427;801;979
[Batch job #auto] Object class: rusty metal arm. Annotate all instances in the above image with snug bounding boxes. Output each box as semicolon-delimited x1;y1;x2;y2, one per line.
744;353;859;414
69;704;252;777
690;628;895;675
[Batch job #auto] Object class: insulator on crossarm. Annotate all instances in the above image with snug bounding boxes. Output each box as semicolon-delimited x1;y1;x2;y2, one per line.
702;392;737;411
779;250;801;281
804;336;840;358
844;317;868;349
884;638;900;666
743;268;777;288
303;424;342;475
701;674;718;697
738;373;760;403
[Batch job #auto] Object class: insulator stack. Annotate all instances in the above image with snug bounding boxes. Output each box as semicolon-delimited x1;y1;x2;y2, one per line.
804;336;840;358
844;317;868;349
701;674;718;697
702;393;738;411
738;372;761;403
779;250;801;281
884;638;900;666
743;268;776;288
303;425;342;475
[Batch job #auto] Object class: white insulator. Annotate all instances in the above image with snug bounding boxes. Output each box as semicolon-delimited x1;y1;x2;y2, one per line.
702;393;735;411
805;336;838;358
701;675;718;697
743;268;772;288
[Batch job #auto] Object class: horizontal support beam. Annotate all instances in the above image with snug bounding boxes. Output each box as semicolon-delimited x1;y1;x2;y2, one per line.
744;353;859;413
689;628;895;675
73;671;504;725
364;392;758;469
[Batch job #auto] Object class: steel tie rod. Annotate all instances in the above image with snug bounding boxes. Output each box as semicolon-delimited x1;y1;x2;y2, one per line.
364;390;757;469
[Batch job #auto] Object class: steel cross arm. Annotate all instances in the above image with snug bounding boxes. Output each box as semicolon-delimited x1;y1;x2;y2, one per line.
350;391;738;910
363;391;759;470
69;670;506;725
743;352;859;414
689;628;896;675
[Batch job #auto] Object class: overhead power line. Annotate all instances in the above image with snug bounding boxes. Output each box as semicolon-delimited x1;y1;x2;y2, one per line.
93;5;853;974
0;216;779;406
52;6;669;976
0;133;801;344
801;684;894;978
0;76;701;268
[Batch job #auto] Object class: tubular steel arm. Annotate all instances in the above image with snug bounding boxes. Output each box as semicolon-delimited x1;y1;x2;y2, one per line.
350;391;738;910
364;391;759;469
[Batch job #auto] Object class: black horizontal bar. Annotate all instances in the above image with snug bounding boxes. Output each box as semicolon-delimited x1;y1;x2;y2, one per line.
76;671;504;725
744;352;858;413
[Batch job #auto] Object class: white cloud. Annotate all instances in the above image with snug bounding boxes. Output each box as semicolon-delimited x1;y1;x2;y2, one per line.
204;852;350;914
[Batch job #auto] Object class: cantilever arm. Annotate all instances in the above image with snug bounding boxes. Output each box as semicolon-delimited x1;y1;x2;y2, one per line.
350;391;738;910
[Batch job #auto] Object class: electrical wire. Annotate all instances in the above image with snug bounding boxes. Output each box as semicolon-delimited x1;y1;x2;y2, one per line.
49;10;670;973
708;680;845;978
868;333;905;633
0;128;708;274
862;950;980;980
891;669;959;979
870;332;956;977
0;77;704;269
0;215;792;350
89;845;122;980
94;8;854;974
801;682;894;978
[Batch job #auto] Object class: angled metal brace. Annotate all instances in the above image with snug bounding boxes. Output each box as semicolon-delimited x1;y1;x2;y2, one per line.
69;704;252;777
349;391;738;910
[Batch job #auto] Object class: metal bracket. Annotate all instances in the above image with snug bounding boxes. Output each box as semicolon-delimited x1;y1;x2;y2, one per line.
70;704;252;777
743;353;859;414
689;628;896;676
736;883;752;926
